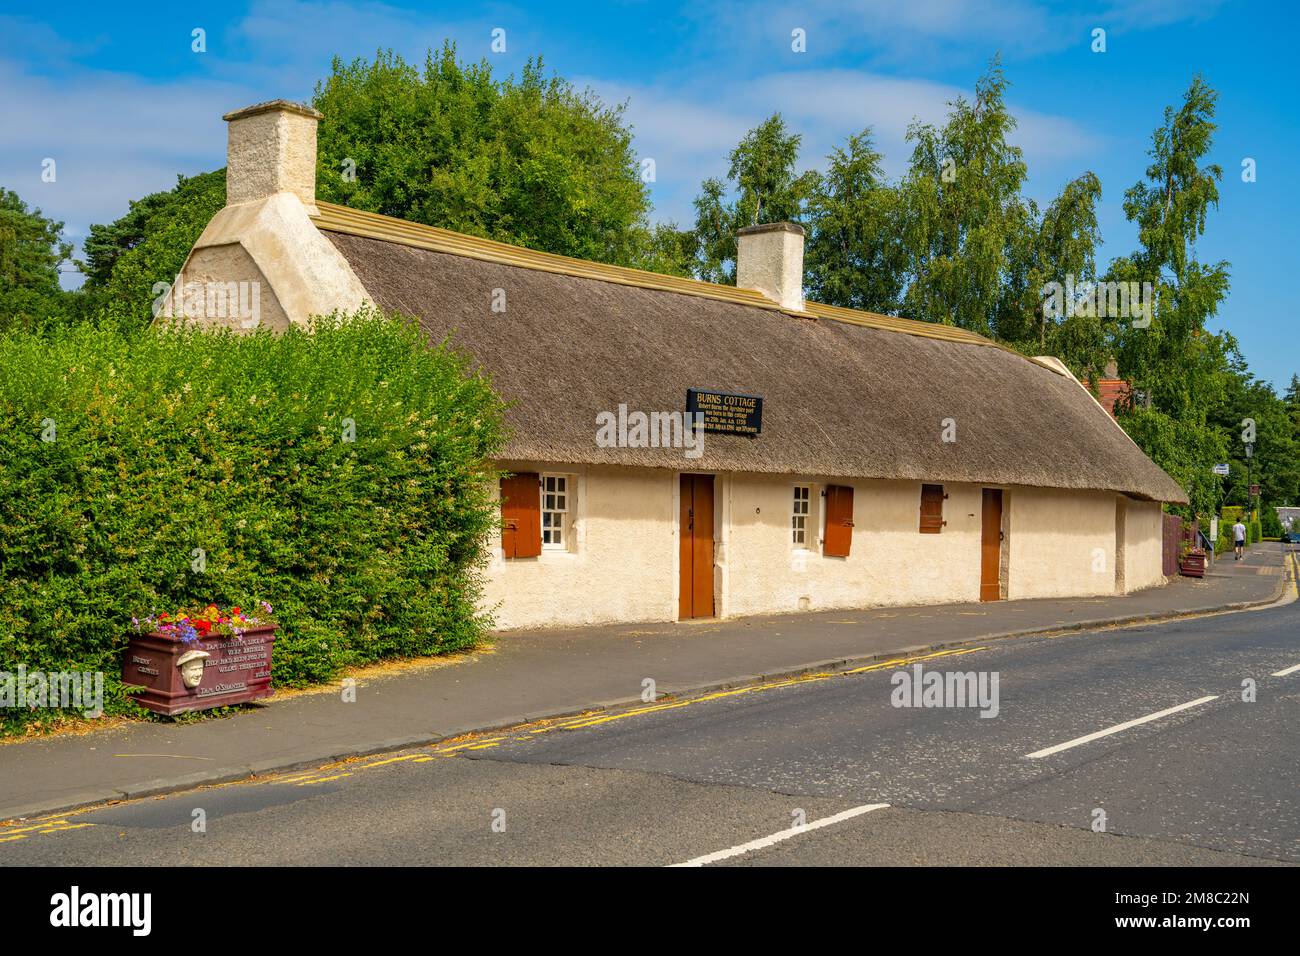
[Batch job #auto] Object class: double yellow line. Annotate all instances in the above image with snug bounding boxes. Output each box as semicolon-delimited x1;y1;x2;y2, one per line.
279;644;992;777
0;818;95;844
522;645;989;734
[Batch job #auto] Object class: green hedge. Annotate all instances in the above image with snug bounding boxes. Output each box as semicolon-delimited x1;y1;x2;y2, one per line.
0;312;505;734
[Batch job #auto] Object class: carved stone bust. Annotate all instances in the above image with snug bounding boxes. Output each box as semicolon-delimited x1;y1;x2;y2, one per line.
177;650;211;689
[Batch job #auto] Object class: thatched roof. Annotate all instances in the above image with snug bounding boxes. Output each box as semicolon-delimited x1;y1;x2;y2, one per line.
315;203;1186;504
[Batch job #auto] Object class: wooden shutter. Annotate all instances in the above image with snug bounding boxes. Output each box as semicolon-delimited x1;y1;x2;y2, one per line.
501;473;541;558
920;483;945;534
823;484;854;557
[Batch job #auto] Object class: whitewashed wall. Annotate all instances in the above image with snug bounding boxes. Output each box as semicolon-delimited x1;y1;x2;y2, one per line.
482;464;1166;630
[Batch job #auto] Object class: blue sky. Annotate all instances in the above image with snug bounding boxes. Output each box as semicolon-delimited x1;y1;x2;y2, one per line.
1;0;1294;389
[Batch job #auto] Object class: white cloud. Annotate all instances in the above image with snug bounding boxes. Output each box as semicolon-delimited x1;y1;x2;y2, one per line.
0;0;1126;261
0;60;247;245
215;0;516;91
0;14;106;64
694;0;1227;68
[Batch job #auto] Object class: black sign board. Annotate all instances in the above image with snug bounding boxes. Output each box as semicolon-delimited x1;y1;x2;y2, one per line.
686;388;763;436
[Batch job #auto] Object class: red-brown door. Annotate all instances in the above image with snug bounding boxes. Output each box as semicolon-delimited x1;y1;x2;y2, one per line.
679;474;715;619
501;474;541;558
980;488;1003;601
823;485;855;557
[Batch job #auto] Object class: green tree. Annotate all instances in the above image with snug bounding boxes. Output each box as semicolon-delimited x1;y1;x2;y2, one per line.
691;114;819;284
1283;375;1300;483
804;130;905;314
79;170;226;323
314;45;653;267
799;62;1108;378
625;221;696;278
893;61;1036;340
1110;76;1234;516
81;170;223;286
1023;171;1110;377
78;43;682;322
1209;363;1300;509
0;188;71;332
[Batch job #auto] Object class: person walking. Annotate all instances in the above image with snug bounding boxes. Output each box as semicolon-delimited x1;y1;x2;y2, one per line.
1233;519;1248;560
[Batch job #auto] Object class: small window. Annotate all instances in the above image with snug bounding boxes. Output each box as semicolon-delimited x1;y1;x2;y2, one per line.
920;483;945;534
541;474;568;549
792;485;811;546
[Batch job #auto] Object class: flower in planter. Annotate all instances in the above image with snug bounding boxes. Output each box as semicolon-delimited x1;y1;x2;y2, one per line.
133;603;276;642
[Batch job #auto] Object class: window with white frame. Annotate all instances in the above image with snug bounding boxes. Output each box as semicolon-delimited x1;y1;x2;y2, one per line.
792;485;811;546
541;474;569;549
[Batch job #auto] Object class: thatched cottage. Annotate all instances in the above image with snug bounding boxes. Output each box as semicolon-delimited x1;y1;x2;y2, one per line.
166;100;1187;629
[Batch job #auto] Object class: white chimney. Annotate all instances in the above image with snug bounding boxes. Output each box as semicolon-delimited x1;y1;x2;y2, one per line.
735;221;805;311
222;100;323;211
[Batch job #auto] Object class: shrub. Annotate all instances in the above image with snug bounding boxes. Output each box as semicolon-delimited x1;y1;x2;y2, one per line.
1248;519;1263;544
1261;508;1283;539
0;311;505;734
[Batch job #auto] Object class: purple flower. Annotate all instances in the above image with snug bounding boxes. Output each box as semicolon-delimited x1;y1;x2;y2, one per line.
260;601;273;615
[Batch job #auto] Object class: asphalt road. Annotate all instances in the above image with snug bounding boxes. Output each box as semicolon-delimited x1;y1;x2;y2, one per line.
3;575;1298;866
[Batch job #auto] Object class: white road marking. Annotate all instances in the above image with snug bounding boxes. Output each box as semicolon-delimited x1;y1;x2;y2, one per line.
1271;663;1300;677
669;803;890;867
1025;695;1219;759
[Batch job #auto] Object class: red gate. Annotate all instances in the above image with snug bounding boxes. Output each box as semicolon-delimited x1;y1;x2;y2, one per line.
1162;514;1183;577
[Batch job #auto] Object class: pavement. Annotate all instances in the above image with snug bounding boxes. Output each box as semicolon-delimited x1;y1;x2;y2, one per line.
0;543;1291;824
3;545;1296;866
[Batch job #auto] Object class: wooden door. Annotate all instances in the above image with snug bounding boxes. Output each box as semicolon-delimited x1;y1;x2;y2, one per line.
501;474;541;558
823;485;855;557
679;474;715;619
980;488;1003;602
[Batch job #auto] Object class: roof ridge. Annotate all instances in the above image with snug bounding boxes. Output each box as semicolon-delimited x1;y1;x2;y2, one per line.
313;200;1031;355
314;200;784;313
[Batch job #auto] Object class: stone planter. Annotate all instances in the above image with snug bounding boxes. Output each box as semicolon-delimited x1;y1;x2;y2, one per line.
123;625;277;716
1179;552;1207;578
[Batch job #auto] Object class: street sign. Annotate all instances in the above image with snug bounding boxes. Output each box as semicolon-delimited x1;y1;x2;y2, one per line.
1250;484;1260;497
1212;463;1230;476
